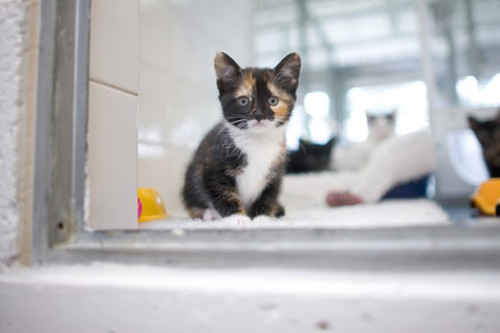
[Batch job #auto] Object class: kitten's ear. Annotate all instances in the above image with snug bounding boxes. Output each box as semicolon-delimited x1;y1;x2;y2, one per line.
468;116;480;131
273;53;301;92
214;52;242;90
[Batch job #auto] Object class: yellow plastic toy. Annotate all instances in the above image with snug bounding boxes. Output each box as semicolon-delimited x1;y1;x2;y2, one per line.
138;188;168;222
471;178;500;216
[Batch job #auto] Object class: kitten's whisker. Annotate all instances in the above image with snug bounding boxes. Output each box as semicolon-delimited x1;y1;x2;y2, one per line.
231;120;246;125
226;118;246;124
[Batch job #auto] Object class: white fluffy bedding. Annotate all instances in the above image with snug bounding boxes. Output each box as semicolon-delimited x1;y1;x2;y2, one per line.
140;171;450;230
140;198;449;230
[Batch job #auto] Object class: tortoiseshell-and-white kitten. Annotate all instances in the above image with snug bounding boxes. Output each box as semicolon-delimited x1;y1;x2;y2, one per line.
182;52;301;221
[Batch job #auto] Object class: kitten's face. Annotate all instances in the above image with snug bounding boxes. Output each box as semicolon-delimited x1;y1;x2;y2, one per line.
214;52;301;132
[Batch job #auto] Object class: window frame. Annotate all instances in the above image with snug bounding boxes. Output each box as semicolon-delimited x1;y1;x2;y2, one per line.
31;0;500;271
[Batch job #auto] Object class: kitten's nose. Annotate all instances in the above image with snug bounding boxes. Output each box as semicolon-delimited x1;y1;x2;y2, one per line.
255;114;263;122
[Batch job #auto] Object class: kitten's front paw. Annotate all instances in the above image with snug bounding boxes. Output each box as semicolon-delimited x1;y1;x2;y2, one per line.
202;209;221;221
221;214;252;226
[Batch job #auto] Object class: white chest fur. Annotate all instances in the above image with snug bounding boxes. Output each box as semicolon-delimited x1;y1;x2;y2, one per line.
229;124;285;210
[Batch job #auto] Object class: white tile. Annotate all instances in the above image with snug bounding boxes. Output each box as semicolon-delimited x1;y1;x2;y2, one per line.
138;64;171;143
139;0;172;71
164;76;211;146
88;82;138;229
139;60;220;149
197;0;253;61
169;13;204;81
90;0;139;93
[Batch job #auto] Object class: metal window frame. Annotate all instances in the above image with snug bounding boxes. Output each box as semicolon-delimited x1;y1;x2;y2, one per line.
31;0;500;271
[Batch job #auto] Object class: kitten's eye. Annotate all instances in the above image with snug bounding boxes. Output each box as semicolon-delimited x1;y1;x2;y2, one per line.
237;96;249;106
268;96;279;106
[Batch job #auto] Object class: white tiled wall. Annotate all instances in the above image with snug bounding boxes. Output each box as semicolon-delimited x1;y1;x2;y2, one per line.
88;0;253;227
88;0;139;229
138;0;254;216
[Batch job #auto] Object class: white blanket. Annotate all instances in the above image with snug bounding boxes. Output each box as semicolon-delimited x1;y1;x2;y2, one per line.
140;198;449;230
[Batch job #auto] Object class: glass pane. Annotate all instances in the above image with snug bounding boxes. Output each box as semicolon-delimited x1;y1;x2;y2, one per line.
254;0;425;144
428;0;500;108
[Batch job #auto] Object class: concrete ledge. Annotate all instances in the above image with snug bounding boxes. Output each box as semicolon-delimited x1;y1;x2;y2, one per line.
1;264;500;332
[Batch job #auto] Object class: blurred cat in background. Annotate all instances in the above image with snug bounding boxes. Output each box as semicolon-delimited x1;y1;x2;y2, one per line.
332;111;396;171
281;128;435;208
468;110;500;178
280;108;435;207
286;138;335;173
322;110;434;206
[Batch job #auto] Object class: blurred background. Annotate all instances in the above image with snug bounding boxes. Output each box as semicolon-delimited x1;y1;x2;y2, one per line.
254;0;500;186
138;0;500;216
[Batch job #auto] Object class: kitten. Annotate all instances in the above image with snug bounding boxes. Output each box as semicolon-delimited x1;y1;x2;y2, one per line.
468;111;500;178
333;111;396;171
287;138;335;173
182;52;301;220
